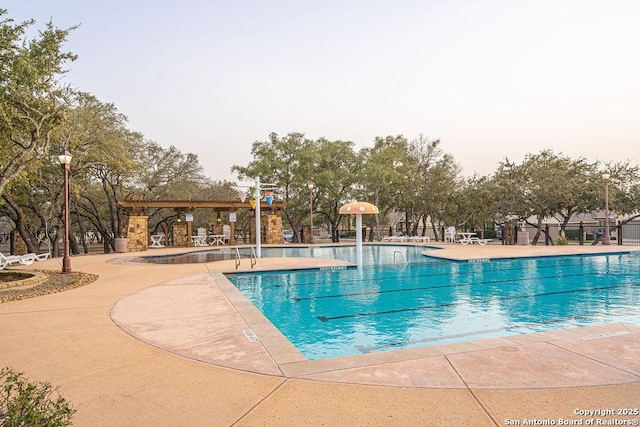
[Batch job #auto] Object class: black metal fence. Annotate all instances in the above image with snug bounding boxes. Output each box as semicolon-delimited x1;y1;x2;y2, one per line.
521;222;640;246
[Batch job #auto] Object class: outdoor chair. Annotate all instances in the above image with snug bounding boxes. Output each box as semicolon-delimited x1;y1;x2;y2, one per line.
193;228;208;246
444;226;456;243
35;252;51;261
222;225;231;245
0;252;37;270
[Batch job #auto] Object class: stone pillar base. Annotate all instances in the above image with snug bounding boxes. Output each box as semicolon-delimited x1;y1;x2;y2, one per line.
121;216;149;252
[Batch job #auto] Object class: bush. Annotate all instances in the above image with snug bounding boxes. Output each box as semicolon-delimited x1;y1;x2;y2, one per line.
483;230;497;239
564;229;580;241
1;367;75;426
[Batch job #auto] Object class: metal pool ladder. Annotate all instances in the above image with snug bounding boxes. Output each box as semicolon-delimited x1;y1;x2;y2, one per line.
250;247;257;268
235;248;241;269
393;250;408;266
235;247;257;269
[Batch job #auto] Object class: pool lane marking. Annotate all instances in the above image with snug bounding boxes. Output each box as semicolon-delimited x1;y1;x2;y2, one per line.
258;256;637;290
355;307;640;353
292;268;636;302
315;281;639;322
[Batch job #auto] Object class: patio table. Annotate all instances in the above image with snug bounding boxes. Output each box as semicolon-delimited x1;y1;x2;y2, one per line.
150;234;165;248
458;232;476;245
208;235;225;246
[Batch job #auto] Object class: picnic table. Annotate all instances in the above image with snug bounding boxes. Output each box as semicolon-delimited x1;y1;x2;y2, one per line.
150;234;165;248
208;235;225;246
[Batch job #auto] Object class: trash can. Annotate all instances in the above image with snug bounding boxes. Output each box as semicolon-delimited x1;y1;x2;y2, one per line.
115;237;127;253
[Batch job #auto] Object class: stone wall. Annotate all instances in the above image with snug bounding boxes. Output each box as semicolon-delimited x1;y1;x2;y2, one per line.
121;216;149;252
172;223;188;246
266;214;284;244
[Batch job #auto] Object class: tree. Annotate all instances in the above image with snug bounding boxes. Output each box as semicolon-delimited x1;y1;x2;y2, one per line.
314;138;359;242
232;132;317;242
0;10;77;197
408;136;462;240
605;160;640;224
493;150;603;244
359;135;417;240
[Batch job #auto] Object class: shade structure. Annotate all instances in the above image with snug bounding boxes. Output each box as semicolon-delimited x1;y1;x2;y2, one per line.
339;201;379;268
338;201;379;215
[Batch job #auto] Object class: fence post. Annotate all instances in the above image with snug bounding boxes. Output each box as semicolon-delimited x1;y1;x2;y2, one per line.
579;222;584;246
617;224;623;245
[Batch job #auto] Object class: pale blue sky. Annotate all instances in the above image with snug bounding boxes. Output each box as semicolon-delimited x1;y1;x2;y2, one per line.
7;1;640;181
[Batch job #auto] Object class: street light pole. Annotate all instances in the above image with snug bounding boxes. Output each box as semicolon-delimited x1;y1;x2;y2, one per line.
602;173;611;245
58;150;73;273
307;181;314;244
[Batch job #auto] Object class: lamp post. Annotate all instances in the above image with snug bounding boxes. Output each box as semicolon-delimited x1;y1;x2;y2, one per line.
58;150;72;273
307;181;314;244
602;173;611;245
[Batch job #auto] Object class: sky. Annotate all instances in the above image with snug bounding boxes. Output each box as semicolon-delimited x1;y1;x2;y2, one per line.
6;0;640;182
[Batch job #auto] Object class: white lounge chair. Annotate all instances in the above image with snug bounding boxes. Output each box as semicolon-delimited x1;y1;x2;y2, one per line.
35;252;51;261
0;252;37;270
444;226;456;243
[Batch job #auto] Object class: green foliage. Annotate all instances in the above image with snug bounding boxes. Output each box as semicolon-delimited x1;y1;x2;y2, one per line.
0;10;77;197
0;367;75;426
232;132;325;241
492;150;604;243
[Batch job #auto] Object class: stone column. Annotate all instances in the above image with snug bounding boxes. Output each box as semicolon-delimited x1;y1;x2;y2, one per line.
266;214;284;244
172;223;188;246
121;215;149;252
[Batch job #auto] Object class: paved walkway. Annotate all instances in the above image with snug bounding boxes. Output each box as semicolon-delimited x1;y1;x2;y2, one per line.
1;243;639;426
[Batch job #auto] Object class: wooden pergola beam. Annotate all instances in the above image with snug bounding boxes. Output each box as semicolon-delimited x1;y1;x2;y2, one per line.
117;200;286;211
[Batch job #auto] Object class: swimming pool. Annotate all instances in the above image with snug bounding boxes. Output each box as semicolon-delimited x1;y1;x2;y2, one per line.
141;245;416;265
227;246;640;360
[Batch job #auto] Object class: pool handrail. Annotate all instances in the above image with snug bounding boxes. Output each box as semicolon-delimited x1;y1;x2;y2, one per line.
393;250;408;266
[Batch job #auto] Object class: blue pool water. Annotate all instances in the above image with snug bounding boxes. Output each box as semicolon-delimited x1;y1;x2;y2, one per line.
228;246;640;360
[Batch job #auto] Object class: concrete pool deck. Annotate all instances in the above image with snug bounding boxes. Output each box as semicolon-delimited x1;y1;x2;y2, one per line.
1;243;639;426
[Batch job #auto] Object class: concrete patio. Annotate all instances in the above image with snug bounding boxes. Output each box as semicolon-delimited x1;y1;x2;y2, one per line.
1;243;638;426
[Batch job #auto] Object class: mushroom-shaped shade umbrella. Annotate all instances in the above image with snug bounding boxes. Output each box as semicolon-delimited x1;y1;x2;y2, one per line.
339;201;379;268
338;202;379;215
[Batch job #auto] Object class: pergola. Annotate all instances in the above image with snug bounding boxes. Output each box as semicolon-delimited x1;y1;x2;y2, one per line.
117;198;287;250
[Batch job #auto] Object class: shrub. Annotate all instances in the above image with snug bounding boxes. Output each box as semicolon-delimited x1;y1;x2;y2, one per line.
1;367;76;426
483;230;497;239
564;229;580;241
